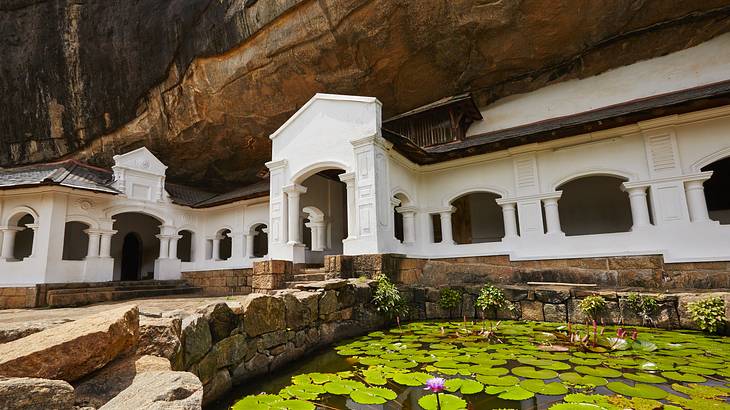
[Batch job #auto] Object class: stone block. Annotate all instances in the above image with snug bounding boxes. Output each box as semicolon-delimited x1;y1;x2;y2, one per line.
137;316;182;369
191;348;219;384
258;330;288;350
214;334;247;368
336;286;356;308
534;289;570;304
425;302;451;319
608;256;662;270
241;294;286;337
181;314;212;369
202;369;232;406
543;304;567;323
462;293;476;318
616;269;662;287
521;300;544;321
319;290;338;318
196;302;238;343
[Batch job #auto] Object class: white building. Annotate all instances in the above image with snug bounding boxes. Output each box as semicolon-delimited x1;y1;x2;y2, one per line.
1;33;730;300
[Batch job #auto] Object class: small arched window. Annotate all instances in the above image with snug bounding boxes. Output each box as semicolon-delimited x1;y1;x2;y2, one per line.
556;175;632;236
450;192;504;244
62;221;90;261
178;230;194;262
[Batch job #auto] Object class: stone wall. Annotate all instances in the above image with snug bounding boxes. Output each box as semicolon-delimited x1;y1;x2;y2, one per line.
0;287;37;309
153;279;384;405
329;254;730;290
397;284;730;335
181;269;252;296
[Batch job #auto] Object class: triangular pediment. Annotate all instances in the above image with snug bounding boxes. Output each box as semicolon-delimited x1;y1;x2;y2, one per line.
112;147;167;176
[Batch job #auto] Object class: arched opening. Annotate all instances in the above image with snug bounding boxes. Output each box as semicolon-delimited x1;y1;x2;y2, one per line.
450;192;504;244
392;193;410;243
121;233;142;281
62;221;90;261
218;229;232;261
178;230;194;262
557;175;632;236
252;224;268;257
297;168;348;262
702;157;730;224
111;212;161;281
12;214;35;260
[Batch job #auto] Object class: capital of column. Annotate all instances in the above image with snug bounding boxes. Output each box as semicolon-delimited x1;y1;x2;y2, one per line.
395;205;418;215
338;172;356;186
434;206;456;216
155;234;177;240
158;224;177;236
283;184;307;196
0;226;25;232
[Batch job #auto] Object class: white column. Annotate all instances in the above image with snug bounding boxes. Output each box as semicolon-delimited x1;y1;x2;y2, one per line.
622;184;652;229
157;235;171;259
685;179;711;223
245;232;256;258
438;207;456;244
84;229;101;258
306;221;326;251
397;206;417;244
499;202;519;239
99;230;116;258
231;232;244;260
339;172;357;240
542;195;563;235
169;234;182;260
283;184;307;246
212;236;221;260
0;227;21;261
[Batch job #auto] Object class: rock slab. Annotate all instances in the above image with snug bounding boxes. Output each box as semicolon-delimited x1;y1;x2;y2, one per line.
99;371;203;410
0;377;75;410
0;305;139;382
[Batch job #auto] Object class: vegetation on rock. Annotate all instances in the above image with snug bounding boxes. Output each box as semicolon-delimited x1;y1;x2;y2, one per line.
687;297;726;333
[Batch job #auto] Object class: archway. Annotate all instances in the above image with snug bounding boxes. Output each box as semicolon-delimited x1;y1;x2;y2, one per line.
252;224;268;257
702;157;730;224
12;214;35;260
218;229;232;261
556;175;632;236
450;192;504;244
62;221;90;261
178;230;194;262
296;168;348;260
121;233;142;281
111;212;162;280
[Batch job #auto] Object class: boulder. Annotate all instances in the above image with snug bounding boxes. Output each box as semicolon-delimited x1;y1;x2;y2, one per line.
99;371;202;410
241;294;285;337
74;355;172;408
319;291;339;318
202;370;231;406
0;305;139;381
137;316;182;368
543;304;567;323
0;319;73;344
196;303;238;343
181;315;212;369
0;377;75;410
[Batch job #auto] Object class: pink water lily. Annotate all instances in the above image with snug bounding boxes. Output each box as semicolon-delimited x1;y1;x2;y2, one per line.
424;377;446;393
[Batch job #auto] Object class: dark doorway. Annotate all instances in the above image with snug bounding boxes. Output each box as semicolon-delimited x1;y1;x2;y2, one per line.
121;233;142;281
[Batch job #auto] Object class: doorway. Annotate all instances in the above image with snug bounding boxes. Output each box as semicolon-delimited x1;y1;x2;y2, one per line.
121;233;142;281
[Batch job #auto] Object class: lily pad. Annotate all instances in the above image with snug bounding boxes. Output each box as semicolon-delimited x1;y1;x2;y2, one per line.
323;380;364;395
623;372;667;384
232;394;315;410
606;382;668;399
349;387;397;405
559;372;608;387
498;386;535;400
661;371;707;383
445;378;484;394
476;375;519;386
520;379;569;395
511;366;558;379
418;393;467;410
574;366;622;378
391;372;432;386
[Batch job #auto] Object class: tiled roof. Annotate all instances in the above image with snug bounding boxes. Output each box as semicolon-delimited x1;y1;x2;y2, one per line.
0;161;270;208
0;160;119;194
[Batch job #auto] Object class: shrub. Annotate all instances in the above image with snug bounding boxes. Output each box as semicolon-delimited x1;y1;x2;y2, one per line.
687;297;726;333
475;284;514;314
372;275;408;319
438;288;462;310
625;292;659;325
578;295;607;320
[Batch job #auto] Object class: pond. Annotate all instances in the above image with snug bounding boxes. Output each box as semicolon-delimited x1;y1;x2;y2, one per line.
212;320;730;410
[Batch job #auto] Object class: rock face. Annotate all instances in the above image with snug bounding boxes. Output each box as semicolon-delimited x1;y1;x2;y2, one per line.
2;1;730;190
0;305;139;381
98;371;203;410
0;377;75;410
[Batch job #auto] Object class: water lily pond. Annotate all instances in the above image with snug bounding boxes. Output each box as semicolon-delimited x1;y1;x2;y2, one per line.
215;321;730;410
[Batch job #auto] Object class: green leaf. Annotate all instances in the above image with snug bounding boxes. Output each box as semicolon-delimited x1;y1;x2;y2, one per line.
519;379;569;395
574;365;622;378
418;393;467;410
476;375;519;386
349;387;396;405
623;372;666;384
498;386;535;400
548;404;607;410
232;395;315;410
323;380;364;395
559;372;608;386
511;366;558;379
391;372;432;386
606;382;668;399
445;378;484;394
661;371;707;383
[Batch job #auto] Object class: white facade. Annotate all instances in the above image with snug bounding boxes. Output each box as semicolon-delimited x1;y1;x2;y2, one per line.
0;148;269;286
2;35;730;287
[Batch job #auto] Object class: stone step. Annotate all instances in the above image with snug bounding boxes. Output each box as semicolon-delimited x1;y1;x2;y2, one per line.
290;272;327;282
46;283;188;295
300;267;326;274
46;284;203;308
